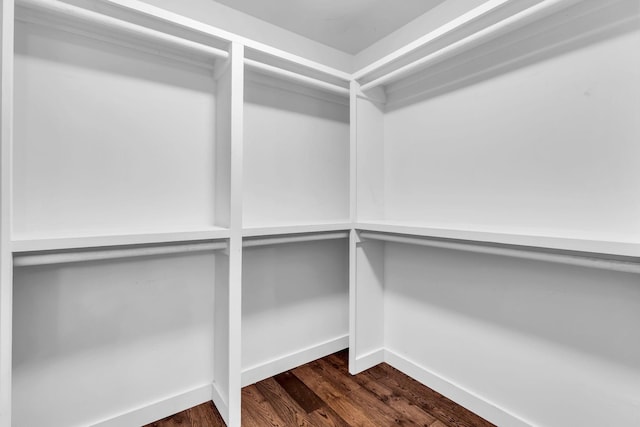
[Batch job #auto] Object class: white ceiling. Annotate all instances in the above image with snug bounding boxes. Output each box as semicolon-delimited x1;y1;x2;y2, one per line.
211;0;447;54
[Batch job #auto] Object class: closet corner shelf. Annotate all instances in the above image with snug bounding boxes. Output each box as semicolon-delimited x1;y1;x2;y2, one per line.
355;221;640;258
12;227;231;253
242;221;353;238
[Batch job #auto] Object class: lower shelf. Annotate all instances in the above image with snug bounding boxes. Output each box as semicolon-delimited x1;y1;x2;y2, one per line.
12;227;231;253
356;220;640;258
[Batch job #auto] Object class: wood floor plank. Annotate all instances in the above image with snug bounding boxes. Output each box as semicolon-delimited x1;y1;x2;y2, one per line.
254;377;317;427
314;358;432;427
273;371;325;413
241;384;288;427
307;405;352;427
356;371;439;426
293;363;380;427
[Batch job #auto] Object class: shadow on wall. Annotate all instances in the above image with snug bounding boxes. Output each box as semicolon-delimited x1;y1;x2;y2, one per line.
385;0;640;110
15;20;216;91
384;242;640;372
244;72;349;122
12;251;217;369
242;239;349;315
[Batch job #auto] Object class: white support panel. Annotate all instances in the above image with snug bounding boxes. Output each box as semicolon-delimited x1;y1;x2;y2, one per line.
350;232;385;375
354;91;385;222
211;42;234;427
0;0;14;425
16;0;228;61
349;81;358;222
225;41;244;427
13;241;227;267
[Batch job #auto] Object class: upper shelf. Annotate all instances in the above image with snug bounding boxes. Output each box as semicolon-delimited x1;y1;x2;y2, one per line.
356;220;640;258
353;0;585;92
12;227;230;252
16;0;350;90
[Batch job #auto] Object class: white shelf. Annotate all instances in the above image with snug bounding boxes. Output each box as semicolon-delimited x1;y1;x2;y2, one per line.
356;221;640;258
12;227;230;253
242;221;352;238
353;0;581;90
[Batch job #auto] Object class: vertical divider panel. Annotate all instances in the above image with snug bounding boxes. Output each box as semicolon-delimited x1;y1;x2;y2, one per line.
355;89;385;221
212;42;244;427
348;81;358;371
0;1;14;426
352;234;385;374
350;82;387;374
213;51;232;422
228;41;244;427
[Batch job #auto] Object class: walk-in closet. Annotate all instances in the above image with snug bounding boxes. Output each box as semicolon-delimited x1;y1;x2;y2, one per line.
1;0;638;426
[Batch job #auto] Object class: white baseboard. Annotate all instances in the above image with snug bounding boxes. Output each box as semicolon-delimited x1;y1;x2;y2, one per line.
211;381;229;426
241;334;349;387
351;348;385;374
384;349;532;427
91;384;214;427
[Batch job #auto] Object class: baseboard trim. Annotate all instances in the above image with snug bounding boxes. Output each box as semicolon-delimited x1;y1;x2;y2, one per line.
91;384;213;427
384;350;531;427
241;334;349;387
351;348;385;374
211;381;229;426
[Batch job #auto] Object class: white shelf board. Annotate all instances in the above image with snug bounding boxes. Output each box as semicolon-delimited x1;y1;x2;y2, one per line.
12;227;230;253
356;221;640;258
242;221;353;238
63;0;351;80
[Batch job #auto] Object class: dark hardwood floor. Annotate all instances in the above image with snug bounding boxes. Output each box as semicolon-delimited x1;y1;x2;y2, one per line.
145;350;494;427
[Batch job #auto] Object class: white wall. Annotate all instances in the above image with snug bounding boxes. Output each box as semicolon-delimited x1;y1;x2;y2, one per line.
139;0;352;73
373;2;640;426
243;74;349;227
383;1;640;243
384;242;640;426
13;252;217;427
242;239;349;385
13;21;218;239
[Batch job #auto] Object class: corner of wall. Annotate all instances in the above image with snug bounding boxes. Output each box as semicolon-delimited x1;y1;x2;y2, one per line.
138;0;355;73
353;0;489;71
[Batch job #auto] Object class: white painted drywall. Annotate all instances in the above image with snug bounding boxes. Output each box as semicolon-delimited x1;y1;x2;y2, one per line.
243;73;349;227
374;3;640;425
384;242;640;426
12;252;217;427
383;8;640;243
242;239;349;383
13;22;218;239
